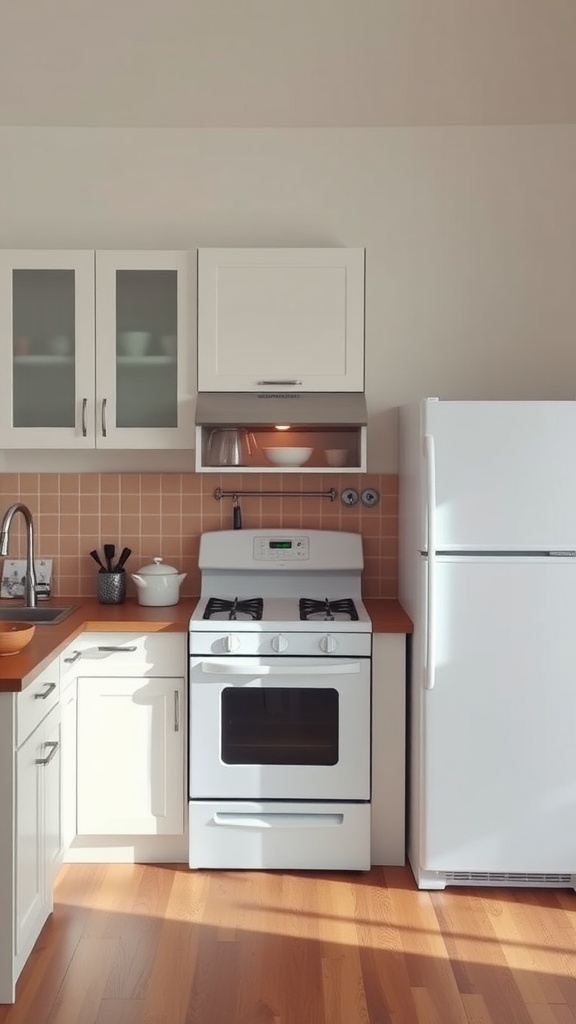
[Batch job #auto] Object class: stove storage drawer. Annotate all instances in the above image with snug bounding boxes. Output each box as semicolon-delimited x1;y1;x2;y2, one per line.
189;800;371;870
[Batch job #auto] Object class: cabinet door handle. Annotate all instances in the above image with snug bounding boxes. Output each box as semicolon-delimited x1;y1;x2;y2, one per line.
33;682;57;700
81;398;88;437
256;379;302;386
174;689;180;732
101;398;107;437
64;650;82;664
97;645;138;653
35;740;59;766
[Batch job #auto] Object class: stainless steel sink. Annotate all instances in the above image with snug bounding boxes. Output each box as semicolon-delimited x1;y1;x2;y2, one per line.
0;605;76;624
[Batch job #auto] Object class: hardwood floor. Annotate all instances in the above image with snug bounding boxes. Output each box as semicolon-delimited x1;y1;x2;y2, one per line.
2;864;576;1023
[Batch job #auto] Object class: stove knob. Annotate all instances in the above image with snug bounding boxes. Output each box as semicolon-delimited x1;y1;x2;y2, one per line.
320;634;338;654
223;634;241;653
271;634;289;653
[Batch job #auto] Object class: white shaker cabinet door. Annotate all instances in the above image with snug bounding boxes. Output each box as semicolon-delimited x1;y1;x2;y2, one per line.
197;247;365;393
15;704;62;967
76;675;185;836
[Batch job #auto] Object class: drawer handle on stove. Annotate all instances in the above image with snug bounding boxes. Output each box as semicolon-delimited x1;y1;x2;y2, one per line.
200;661;361;676
213;812;344;829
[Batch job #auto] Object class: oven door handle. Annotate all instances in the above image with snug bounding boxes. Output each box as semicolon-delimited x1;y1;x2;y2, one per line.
199;660;361;676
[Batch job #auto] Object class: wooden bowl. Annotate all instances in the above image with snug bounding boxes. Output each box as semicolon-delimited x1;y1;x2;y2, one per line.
0;622;36;656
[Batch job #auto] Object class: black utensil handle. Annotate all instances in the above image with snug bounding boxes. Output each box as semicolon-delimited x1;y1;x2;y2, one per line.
89;549;106;571
113;546;132;572
103;543;115;572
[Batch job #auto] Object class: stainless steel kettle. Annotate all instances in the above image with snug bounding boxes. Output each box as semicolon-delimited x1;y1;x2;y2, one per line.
207;428;256;466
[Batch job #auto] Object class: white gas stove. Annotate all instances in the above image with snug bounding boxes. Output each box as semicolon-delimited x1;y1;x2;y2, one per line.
188;529;373;871
190;528;372;656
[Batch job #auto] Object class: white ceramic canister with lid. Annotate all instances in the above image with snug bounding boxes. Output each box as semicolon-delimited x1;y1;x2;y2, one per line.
130;557;187;606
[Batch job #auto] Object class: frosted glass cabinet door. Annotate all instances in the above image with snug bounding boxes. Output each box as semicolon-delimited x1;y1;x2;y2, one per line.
95;251;196;449
0;250;96;448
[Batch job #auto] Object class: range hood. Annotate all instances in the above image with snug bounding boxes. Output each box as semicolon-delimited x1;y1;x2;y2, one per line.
195;391;367;428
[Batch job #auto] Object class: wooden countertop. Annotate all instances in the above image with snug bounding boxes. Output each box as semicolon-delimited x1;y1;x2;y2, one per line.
363;598;413;635
0;596;412;693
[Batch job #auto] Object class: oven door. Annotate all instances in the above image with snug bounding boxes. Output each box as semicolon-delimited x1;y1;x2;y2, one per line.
189;655;370;801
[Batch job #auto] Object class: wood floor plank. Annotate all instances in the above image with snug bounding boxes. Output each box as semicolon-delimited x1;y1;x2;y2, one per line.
460;991;495;1024
432;889;539;1024
141;866;209;1024
355;868;420;1022
46;937;119;1024
102;864;174;1001
391;877;469;1023
316;873;371;1024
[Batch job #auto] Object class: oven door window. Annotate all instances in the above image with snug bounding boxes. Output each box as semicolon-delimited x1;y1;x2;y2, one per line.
221;687;339;766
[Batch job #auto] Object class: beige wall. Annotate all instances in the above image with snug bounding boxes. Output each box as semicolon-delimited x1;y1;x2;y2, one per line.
1;125;576;473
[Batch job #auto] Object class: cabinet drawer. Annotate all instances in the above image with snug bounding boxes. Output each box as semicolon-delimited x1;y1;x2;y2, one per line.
60;632;187;678
17;660;59;748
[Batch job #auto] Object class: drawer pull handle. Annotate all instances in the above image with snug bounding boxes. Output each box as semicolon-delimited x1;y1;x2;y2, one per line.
101;397;107;437
81;397;88;437
33;682;56;700
63;651;82;664
256;379;302;386
97;645;138;653
174;689;180;732
35;741;59;766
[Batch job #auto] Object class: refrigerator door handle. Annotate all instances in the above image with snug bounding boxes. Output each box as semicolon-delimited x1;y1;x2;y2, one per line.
424;433;436;690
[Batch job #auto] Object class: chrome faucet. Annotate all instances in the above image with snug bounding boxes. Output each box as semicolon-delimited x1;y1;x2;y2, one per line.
0;503;38;607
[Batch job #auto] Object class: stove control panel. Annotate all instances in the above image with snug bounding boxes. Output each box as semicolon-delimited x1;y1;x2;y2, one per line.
191;631;372;658
253;536;309;561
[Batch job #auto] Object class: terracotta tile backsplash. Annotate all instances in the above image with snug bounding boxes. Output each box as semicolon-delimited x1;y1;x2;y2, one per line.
0;472;398;600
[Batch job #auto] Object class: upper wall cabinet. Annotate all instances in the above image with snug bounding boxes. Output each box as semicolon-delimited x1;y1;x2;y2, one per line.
197;248;365;393
0;250;196;450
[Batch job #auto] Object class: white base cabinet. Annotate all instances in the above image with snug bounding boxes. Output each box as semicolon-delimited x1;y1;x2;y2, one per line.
0;657;62;1005
371;634;407;866
60;632;187;862
16;704;61;969
77;675;184;836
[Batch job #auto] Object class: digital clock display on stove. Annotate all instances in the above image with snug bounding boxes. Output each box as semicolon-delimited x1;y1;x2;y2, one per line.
269;541;292;549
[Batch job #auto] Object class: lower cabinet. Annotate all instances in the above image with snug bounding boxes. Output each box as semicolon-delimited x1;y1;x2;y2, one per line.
0;656;62;1004
60;632;188;863
76;674;184;835
15;703;62;966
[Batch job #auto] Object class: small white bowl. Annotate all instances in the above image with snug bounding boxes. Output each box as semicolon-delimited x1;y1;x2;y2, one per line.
263;447;313;467
118;331;151;357
325;448;348;468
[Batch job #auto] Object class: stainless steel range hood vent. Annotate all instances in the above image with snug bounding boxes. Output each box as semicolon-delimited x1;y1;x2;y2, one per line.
195;391;368;428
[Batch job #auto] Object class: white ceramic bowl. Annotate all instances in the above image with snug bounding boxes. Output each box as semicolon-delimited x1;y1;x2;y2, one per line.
118;331;151;357
325;448;348;468
263;446;313;467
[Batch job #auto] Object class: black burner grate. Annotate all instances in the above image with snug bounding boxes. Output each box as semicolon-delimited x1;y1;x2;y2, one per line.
299;597;359;622
203;597;264;621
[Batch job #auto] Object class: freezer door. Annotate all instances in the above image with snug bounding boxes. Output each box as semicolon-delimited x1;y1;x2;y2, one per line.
417;557;576;874
424;399;576;551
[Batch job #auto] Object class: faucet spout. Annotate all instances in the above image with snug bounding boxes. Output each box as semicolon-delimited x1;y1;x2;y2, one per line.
0;503;38;608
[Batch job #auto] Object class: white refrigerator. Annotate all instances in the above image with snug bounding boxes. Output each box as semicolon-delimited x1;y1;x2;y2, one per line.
399;398;576;890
